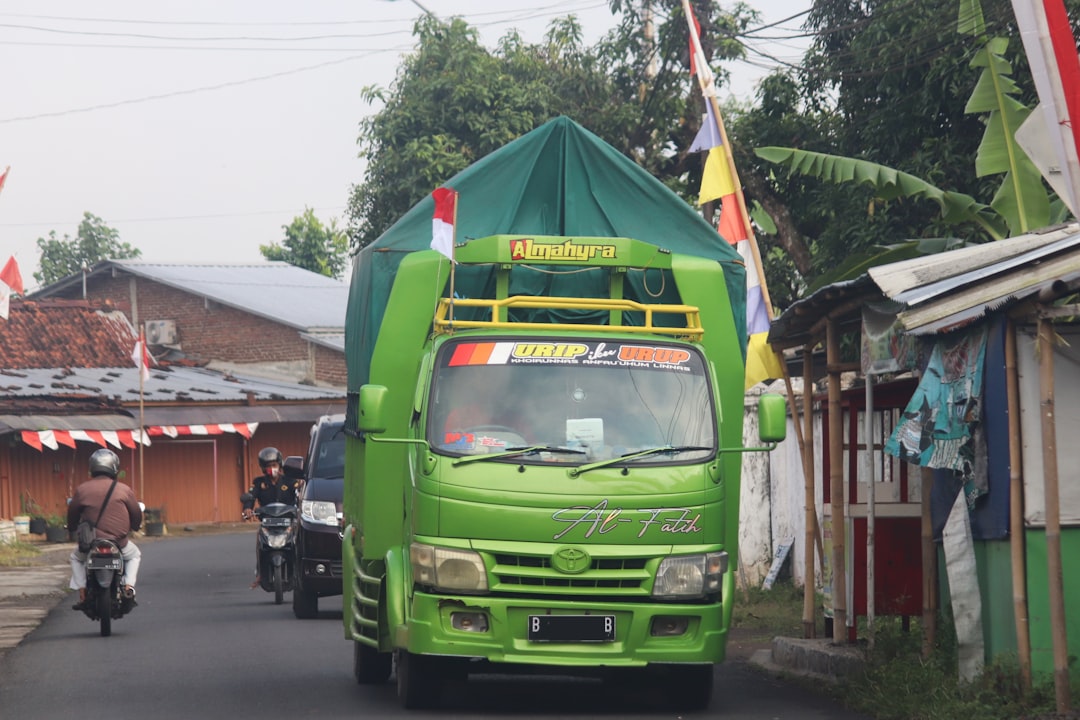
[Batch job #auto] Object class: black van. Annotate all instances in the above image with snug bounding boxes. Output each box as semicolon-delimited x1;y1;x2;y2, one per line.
289;414;345;619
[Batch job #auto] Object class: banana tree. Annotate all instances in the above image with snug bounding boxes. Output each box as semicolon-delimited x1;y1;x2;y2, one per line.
755;0;1066;284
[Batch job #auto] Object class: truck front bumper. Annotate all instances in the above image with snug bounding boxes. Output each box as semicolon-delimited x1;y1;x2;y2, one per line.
403;592;727;667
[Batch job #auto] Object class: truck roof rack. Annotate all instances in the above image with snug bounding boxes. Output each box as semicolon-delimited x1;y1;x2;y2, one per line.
433;296;704;339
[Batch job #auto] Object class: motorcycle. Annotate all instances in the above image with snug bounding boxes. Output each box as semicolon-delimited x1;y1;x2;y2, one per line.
254;502;298;604
79;537;135;637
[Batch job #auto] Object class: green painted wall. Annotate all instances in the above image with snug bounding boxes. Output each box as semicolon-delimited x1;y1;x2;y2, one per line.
940;533;1079;678
1024;528;1080;678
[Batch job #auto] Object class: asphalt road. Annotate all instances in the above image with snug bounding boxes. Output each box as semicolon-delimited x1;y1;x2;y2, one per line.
0;531;872;719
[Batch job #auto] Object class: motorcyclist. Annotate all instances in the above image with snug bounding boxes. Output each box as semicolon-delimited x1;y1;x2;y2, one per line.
241;447;300;588
241;447;299;518
67;448;143;610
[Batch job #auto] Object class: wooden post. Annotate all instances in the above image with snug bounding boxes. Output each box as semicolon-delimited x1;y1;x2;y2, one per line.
1005;319;1032;689
802;347;817;638
827;317;847;642
1037;316;1071;712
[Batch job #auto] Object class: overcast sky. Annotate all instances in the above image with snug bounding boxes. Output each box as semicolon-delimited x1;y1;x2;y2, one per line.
0;0;811;290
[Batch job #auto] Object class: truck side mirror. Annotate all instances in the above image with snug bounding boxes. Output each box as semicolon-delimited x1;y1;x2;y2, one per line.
757;394;787;444
357;384;389;433
283;455;304;479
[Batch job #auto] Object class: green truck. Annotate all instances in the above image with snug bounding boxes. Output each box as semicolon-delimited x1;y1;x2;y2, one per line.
342;118;786;710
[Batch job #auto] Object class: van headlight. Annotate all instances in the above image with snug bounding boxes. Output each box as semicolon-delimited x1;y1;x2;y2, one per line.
653;552;727;599
301;500;340;526
410;543;488;594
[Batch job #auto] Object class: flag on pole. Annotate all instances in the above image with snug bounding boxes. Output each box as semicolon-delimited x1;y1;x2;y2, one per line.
683;0;782;389
431;187;458;261
0;166;9;196
0;255;24;320
1010;0;1080;217
132;331;152;381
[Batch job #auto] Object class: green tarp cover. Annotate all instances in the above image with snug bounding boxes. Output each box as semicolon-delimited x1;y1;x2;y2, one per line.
346;116;747;391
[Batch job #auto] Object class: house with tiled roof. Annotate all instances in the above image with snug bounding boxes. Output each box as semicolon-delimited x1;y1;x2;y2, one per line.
30;260;349;387
0;298;344;525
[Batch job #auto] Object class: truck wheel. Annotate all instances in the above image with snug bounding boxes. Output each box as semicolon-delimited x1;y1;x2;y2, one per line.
353;640;392;684
661;664;713;711
292;587;318;619
396;650;442;709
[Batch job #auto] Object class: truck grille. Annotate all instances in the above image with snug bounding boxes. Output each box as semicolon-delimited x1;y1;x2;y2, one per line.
489;552;651;597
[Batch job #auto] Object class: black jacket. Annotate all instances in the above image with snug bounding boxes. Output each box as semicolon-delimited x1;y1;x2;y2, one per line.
245;474;299;509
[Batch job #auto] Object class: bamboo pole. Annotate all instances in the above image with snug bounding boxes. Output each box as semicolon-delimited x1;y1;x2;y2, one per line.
1005;320;1032;689
827;317;847;642
1037;316;1071;712
802;348;817;638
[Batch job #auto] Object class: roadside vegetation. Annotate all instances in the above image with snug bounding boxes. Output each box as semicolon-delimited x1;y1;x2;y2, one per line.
0;541;42;567
736;580;1080;719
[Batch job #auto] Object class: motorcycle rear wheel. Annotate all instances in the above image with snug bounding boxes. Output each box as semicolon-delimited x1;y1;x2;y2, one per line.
97;588;112;637
273;565;284;605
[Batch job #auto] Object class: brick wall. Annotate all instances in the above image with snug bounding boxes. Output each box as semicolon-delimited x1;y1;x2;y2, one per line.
54;271;346;386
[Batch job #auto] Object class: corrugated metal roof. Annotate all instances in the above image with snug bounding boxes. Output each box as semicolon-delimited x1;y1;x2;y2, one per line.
767;275;878;350
869;223;1080;303
0;413;137;432
865;225;1080;335
300;332;346;352
0;365;345;403
33;261;348;331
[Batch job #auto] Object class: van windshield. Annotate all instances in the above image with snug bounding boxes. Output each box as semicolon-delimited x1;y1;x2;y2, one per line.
426;339;716;465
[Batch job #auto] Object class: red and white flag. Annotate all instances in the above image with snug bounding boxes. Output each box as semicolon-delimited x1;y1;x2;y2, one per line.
0;255;24;320
132;331;153;382
430;186;458;261
0;166;9;196
1011;0;1080;216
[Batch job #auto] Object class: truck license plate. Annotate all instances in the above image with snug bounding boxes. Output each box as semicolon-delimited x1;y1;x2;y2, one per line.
528;615;615;642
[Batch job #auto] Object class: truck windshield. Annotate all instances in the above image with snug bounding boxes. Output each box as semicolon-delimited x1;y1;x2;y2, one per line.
426;339;716;465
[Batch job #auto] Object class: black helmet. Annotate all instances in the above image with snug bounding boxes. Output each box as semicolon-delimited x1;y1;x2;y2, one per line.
89;448;120;478
257;447;283;470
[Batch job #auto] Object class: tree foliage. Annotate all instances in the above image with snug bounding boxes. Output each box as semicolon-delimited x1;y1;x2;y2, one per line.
727;0;1080;309
34;212;140;285
346;3;754;250
261;208;348;279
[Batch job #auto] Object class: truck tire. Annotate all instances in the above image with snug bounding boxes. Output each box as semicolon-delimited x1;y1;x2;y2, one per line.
292;587;318;619
396;650;442;709
353;640;392;684
661;664;713;711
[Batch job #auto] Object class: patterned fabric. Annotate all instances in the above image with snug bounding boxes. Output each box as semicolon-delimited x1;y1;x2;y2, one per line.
884;326;988;509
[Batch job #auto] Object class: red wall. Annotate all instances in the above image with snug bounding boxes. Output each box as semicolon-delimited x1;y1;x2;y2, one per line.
1;421;313;524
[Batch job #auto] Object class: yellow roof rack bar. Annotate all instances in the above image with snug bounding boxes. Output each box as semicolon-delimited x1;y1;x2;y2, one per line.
434;296;704;339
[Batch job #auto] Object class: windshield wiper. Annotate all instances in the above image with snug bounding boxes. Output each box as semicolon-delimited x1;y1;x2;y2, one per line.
568;445;714;478
452;445;586;466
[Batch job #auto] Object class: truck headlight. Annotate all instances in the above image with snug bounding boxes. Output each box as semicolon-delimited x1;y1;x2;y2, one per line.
301;500;340;526
653;552;727;599
410;543;488;594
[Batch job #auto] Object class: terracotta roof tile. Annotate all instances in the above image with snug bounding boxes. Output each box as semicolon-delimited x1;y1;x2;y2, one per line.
0;299;139;369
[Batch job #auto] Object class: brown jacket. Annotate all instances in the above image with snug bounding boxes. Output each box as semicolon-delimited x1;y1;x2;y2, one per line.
66;475;143;548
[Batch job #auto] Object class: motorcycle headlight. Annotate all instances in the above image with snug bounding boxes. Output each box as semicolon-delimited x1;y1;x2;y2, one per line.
266;532;289;549
653;552;727;599
302;500;340;526
410;543;488;594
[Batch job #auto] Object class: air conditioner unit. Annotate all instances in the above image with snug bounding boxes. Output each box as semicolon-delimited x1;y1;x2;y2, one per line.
145;319;178;345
